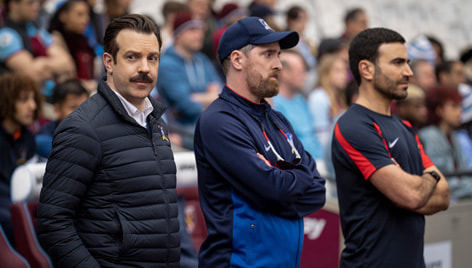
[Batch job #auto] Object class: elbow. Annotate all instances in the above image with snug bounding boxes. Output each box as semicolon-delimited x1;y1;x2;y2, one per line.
402;194;428;211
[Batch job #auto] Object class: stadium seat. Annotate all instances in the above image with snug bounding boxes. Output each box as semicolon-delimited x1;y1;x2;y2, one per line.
0;224;30;268
10;202;52;268
177;187;207;251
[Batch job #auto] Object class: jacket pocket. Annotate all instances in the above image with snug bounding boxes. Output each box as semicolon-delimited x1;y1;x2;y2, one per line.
115;210;130;256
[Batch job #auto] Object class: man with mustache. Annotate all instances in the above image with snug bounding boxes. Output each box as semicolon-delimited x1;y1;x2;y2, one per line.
36;14;180;267
332;28;450;267
194;17;326;267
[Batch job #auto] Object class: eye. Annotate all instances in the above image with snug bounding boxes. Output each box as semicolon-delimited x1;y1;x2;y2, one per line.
149;55;158;61
127;55;136;60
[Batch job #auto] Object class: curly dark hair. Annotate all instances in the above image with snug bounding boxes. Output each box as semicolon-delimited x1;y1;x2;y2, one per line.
0;73;42;122
349;27;405;85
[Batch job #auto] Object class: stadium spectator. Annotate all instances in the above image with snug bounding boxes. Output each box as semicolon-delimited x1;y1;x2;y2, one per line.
0;0;75;97
35;79;89;158
332;27;449;267
195;17;325;267
419;85;472;201
395;84;428;131
308;53;349;154
436;60;466;90
426;35;445;66
410;59;437;91
157;11;222;149
272;50;323;159
460;47;472;85
48;0;97;93
407;35;436;66
286;5;318;92
0;73;42;246
187;0;217;59
160;1;189;52
36;14;180;267
340;7;368;43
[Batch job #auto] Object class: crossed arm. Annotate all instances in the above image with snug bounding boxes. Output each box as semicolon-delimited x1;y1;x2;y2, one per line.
370;163;450;215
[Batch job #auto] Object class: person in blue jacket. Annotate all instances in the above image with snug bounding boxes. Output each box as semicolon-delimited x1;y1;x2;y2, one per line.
194;17;326;268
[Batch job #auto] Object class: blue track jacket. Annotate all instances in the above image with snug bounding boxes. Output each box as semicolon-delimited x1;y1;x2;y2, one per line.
194;86;326;267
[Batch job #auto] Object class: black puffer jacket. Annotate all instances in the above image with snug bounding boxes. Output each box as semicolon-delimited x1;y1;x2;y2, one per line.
37;78;180;267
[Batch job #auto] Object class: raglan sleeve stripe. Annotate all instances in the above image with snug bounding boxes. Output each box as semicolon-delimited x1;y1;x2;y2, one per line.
334;123;376;180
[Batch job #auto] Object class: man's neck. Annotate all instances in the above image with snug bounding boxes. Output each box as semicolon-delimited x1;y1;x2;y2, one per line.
173;43;194;61
2;119;21;135
226;77;261;103
355;84;392;116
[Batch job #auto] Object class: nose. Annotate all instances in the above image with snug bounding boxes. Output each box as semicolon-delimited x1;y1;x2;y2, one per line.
274;57;282;71
404;63;414;77
29;97;37;111
138;58;150;73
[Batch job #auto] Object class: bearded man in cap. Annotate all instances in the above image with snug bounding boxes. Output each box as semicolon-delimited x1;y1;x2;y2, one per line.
194;17;326;267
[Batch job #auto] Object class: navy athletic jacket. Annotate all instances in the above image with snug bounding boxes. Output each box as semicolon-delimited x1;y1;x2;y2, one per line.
194;86;326;267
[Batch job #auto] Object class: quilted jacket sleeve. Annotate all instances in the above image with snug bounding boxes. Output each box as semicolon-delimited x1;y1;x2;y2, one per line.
36;118;101;267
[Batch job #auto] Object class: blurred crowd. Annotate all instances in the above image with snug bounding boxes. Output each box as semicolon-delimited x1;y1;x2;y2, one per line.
2;0;472;247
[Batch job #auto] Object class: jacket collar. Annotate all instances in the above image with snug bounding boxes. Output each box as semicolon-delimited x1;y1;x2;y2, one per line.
98;77;167;124
220;86;271;117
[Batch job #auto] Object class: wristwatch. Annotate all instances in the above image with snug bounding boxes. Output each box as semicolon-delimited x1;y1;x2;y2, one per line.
425;171;441;182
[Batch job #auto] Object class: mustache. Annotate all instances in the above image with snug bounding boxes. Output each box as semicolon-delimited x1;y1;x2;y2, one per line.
398;77;409;84
269;71;279;80
130;73;153;83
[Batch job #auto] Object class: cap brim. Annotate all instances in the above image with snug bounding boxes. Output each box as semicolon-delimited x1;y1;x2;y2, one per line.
252;31;299;49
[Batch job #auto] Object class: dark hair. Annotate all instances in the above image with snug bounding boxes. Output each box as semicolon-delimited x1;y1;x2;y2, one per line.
48;0;88;33
286;5;303;21
162;1;189;19
52;79;89;104
349;27;405;85
0;73;42;121
425;85;462;125
103;14;162;63
426;35;444;63
344;8;364;24
435;60;455;82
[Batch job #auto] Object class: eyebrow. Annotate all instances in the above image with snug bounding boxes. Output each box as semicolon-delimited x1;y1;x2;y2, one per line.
391;57;410;64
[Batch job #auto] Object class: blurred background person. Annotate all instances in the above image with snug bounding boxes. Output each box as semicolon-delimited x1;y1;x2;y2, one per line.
285;5;318;93
419;85;472;201
0;0;75;98
410;59;437;91
187;0;217;59
427;35;445;67
272;50;323;160
340;7;368;43
157;11;221;150
36;79;89;159
308;54;349;155
48;0;97;93
436;60;466;90
395;84;428;131
0;73;42;246
160;1;189;52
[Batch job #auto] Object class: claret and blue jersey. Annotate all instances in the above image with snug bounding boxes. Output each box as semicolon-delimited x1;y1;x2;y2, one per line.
332;104;434;268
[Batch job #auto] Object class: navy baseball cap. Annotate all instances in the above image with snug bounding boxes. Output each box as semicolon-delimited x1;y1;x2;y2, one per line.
217;16;299;63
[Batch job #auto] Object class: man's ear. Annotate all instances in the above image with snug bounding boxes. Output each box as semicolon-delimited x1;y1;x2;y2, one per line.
230;50;244;71
359;59;374;81
103;52;114;74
